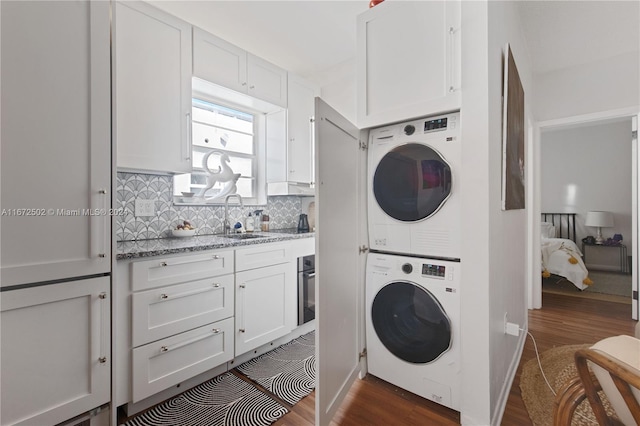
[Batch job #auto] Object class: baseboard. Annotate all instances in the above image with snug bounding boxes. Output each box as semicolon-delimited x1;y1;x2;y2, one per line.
491;328;527;426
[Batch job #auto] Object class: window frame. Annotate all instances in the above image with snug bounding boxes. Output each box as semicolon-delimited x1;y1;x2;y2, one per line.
174;95;267;206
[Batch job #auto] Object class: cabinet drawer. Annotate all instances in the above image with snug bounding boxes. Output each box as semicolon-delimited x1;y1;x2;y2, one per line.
132;274;234;347
132;317;234;403
235;242;291;271
131;250;233;291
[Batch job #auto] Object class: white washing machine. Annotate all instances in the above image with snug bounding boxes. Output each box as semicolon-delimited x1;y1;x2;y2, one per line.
368;111;461;260
366;252;461;411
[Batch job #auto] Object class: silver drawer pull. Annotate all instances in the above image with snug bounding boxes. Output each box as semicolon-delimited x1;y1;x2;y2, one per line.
212;328;220;334
160;294;169;299
213;283;220;288
160;346;168;353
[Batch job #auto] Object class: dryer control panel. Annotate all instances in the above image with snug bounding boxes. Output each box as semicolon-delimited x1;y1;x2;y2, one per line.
422;263;446;278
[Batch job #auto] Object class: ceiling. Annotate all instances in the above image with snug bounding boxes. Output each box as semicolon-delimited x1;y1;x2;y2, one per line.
151;0;639;80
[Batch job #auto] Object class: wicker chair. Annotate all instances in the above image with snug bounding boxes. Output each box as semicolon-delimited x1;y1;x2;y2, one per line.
553;335;640;425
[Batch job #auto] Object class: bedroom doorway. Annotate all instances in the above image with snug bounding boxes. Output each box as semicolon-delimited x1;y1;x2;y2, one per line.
532;109;639;320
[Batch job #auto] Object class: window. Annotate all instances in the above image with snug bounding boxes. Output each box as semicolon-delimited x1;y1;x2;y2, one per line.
174;98;264;203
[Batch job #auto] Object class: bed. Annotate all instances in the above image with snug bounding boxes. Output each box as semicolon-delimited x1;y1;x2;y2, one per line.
541;213;593;290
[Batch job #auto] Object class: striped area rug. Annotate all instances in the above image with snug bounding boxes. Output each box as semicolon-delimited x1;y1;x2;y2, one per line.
123;372;288;426
235;331;316;405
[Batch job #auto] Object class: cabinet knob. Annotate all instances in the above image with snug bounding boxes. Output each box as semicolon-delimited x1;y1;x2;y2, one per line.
160;262;168;267
160;346;168;353
239;284;246;289
98;189;107;195
213;283;220;288
212;255;220;260
242;82;247;86
98;356;107;364
212;328;220;334
160;294;169;299
249;85;255;89
239;329;246;333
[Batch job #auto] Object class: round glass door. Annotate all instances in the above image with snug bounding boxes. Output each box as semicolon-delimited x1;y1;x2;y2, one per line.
371;281;451;364
373;143;452;222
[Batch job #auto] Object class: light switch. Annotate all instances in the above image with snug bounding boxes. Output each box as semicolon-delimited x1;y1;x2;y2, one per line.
135;199;156;217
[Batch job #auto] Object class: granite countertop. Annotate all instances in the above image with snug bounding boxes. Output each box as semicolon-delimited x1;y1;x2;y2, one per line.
116;228;315;260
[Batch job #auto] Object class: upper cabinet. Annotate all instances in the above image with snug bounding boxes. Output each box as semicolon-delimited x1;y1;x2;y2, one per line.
193;28;288;108
115;1;193;174
266;74;319;196
1;0;111;287
356;0;461;128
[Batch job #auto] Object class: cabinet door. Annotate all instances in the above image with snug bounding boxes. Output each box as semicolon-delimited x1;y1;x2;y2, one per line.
132;274;234;347
1;277;110;426
287;74;319;184
115;1;192;174
235;263;295;355
132;317;234;403
247;54;288;108
193;27;248;94
356;0;461;128
235;242;291;272
0;0;111;287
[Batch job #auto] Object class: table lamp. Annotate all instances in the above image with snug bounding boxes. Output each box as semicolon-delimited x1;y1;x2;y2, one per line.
585;211;613;245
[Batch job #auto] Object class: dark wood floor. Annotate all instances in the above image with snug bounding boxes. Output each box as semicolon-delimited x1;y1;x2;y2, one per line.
275;292;636;425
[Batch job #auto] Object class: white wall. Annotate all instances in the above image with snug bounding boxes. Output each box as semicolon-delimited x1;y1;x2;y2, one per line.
541;119;633;270
534;51;639;122
311;58;357;125
459;1;533;424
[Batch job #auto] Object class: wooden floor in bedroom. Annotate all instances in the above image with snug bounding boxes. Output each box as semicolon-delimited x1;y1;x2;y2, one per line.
276;292;636;426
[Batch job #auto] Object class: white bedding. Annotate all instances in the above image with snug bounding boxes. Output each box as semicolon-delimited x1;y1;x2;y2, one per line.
541;237;591;290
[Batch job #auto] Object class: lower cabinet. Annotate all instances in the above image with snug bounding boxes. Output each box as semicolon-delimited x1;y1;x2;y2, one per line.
235;262;295;355
132;317;234;402
1;277;110;426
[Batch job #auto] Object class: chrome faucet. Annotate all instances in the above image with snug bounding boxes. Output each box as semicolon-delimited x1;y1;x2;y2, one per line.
224;194;243;235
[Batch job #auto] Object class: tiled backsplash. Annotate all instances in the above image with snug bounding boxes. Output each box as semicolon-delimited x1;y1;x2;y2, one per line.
116;172;303;241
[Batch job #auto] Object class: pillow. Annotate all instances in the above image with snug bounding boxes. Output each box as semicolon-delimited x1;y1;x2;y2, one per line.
541;222;556;239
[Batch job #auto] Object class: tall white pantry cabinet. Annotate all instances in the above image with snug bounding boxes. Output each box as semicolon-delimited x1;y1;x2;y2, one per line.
0;1;112;426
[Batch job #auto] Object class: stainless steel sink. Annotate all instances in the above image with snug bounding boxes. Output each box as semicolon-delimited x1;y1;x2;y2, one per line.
221;233;266;240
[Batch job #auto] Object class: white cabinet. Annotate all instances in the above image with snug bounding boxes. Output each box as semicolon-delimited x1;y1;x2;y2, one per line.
235;263;295;355
193;27;288;107
1;277;110;426
234;242;296;355
132;318;234;403
120;249;235;404
267;74;319;195
0;0;111;287
115;1;193;174
356;0;461;128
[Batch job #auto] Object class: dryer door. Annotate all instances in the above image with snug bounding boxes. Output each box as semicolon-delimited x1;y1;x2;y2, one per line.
373;143;452;222
371;281;451;363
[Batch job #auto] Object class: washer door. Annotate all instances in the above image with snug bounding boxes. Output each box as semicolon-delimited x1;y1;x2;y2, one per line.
371;281;451;364
373;143;452;222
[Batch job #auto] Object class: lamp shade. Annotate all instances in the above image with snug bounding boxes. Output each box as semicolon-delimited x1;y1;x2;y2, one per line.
585;211;614;228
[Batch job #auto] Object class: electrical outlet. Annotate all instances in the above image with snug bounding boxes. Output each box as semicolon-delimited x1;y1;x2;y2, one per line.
135;199;156;217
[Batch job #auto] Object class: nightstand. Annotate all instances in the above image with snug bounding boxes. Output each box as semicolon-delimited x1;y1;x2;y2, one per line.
581;242;628;274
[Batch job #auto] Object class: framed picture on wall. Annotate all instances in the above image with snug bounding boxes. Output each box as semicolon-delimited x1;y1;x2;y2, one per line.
502;43;525;210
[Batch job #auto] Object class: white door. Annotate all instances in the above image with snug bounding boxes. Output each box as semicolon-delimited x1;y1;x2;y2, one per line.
633;115;639;320
0;0;111;287
315;99;365;425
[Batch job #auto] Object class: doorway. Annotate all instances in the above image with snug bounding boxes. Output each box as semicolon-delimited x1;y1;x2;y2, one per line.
531;109;639;320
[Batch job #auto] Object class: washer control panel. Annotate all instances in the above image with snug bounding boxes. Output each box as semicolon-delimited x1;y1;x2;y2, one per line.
422;263;446;278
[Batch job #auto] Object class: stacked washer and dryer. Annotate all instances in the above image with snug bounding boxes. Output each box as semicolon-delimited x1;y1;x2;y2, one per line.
366;111;462;411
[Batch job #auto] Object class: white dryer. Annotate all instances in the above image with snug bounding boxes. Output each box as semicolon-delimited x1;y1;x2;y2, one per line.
366;252;461;411
368;111;461;260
